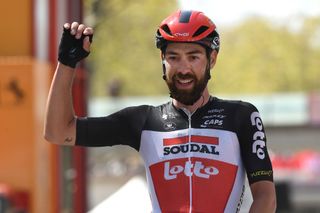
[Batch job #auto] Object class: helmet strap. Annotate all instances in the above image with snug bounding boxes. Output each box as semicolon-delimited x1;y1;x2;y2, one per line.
161;52;167;80
162;61;167;80
205;48;213;80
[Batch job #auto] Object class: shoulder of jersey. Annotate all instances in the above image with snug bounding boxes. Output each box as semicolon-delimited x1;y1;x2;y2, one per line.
213;97;256;110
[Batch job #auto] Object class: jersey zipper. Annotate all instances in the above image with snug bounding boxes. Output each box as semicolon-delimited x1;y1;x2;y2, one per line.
181;108;196;213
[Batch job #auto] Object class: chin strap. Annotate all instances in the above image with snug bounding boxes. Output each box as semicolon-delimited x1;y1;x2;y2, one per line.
162;59;167;80
205;63;211;80
161;51;167;80
205;49;213;80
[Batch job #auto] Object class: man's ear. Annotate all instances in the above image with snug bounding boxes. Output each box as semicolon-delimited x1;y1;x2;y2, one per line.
210;50;218;69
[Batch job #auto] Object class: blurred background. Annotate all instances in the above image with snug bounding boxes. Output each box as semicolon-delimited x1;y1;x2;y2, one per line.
0;0;319;212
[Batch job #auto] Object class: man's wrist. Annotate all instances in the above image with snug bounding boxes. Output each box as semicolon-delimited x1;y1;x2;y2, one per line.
58;58;77;68
58;62;77;71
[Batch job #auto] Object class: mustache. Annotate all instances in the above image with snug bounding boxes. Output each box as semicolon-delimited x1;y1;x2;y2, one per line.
174;73;195;80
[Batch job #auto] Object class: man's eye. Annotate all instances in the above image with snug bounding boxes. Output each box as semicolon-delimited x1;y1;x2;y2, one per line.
168;56;177;61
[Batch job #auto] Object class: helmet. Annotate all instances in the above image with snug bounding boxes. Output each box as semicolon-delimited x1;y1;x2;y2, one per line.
156;10;220;52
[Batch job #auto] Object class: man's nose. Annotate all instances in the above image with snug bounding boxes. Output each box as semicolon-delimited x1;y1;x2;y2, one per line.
176;58;191;74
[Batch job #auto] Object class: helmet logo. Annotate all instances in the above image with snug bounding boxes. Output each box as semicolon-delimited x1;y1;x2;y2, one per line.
174;32;189;37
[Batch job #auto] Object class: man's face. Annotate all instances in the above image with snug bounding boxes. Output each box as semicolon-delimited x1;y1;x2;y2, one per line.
163;43;212;105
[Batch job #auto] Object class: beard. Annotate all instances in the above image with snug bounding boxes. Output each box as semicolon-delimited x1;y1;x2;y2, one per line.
166;71;209;106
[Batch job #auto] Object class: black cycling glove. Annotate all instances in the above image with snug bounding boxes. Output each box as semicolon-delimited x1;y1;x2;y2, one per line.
58;27;93;68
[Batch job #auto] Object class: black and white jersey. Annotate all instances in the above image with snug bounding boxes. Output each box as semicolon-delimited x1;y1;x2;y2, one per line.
76;96;273;213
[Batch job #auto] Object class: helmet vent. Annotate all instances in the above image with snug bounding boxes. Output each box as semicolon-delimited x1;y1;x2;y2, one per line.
161;24;172;36
179;10;192;23
193;26;209;37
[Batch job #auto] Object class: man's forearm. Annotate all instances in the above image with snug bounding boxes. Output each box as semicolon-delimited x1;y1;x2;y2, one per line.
249;196;276;213
44;63;77;145
44;22;92;145
249;181;277;213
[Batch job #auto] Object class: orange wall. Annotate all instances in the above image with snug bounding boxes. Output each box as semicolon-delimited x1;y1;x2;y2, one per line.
0;59;34;188
0;0;32;55
0;1;57;212
0;57;53;213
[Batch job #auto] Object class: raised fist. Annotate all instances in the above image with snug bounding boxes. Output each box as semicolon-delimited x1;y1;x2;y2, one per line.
58;22;93;68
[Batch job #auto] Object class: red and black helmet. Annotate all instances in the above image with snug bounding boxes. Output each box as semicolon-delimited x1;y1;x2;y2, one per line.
156;10;220;52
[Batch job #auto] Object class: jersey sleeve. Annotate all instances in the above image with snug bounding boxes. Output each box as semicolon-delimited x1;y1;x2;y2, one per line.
235;102;274;185
75;105;151;151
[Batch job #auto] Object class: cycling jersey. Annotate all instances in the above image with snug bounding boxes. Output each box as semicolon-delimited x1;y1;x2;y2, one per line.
76;96;273;213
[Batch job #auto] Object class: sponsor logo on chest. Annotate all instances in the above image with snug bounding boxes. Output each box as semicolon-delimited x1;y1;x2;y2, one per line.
162;135;220;156
200;108;226;128
164;160;219;180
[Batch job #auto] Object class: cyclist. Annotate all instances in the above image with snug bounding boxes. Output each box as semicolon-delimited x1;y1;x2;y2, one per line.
45;10;276;213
